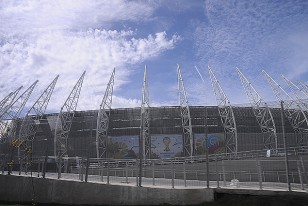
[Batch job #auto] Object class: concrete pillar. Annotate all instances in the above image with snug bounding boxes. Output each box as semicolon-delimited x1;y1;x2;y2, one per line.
297;160;304;190
184;161;187;187
256;159;263;190
152;161;155;186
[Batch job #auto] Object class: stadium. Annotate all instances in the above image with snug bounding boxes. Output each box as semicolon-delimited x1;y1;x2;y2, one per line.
0;67;307;206
0;104;300;159
0;67;306;161
1;1;308;205
0;67;307;195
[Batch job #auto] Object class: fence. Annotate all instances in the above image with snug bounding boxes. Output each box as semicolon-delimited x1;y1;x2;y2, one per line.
1;147;307;192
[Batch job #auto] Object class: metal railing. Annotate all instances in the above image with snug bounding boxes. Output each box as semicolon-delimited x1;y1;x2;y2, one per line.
1;152;307;192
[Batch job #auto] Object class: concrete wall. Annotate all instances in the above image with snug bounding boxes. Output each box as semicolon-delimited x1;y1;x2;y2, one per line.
1;175;308;206
0;175;214;205
214;188;308;206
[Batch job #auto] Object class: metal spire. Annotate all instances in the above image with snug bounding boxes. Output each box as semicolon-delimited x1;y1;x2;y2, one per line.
18;75;59;167
2;80;38;119
0;93;12;111
140;66;151;159
20;76;58;137
5;81;38;119
208;66;238;154
0;81;38;143
177;64;194;157
263;70;308;145
281;75;308;110
96;69;115;158
0;86;23;120
297;80;308;96
54;71;86;158
25;75;59;117
236;68;277;151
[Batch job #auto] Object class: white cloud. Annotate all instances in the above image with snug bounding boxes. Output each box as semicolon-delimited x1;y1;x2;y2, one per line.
200;0;308;68
285;31;308;79
0;1;180;112
0;0;156;34
0;29;179;112
112;96;141;108
192;0;308;104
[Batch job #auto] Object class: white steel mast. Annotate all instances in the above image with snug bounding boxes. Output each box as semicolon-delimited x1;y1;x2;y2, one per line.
263;70;308;146
237;68;277;151
140;66;151;159
96;69;115;158
177;65;194;157
297;80;308;96
0;81;38;144
54;71;86;158
281;75;308;110
208;66;238;154
0;86;23;118
18;75;59;171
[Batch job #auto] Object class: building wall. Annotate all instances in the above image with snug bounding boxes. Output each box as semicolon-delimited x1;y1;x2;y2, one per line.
0;106;300;159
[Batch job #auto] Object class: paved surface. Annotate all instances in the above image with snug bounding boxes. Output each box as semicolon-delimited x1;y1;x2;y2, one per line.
3;171;307;193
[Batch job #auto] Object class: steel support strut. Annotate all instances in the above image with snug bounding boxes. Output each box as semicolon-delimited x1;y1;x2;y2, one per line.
0;81;38;144
96;69;115;158
263;70;308;146
140;66;151;159
237;68;277;151
54;71;85;177
177;65;194;157
19;75;59;172
208;66;238;154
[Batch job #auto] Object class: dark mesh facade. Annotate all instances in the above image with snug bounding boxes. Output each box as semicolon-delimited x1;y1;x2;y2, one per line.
0;106;299;158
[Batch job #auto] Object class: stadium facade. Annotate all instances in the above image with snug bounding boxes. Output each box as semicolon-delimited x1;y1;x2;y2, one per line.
0;106;298;159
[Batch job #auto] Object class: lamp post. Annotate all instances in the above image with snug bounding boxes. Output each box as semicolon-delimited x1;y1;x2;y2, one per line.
138;110;144;187
281;101;291;191
85;115;97;182
41;137;49;178
85;142;96;182
204;107;210;188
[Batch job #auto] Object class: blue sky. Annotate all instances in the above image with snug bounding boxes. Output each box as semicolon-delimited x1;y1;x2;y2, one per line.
0;0;308;112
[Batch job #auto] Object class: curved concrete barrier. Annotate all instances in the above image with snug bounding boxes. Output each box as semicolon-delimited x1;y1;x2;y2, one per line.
0;175;214;205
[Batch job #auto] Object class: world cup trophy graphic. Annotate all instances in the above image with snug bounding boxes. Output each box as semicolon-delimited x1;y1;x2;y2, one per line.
163;136;171;151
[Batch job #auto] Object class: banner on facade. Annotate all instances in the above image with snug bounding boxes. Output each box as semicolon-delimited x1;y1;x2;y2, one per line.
194;133;225;155
151;134;183;158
